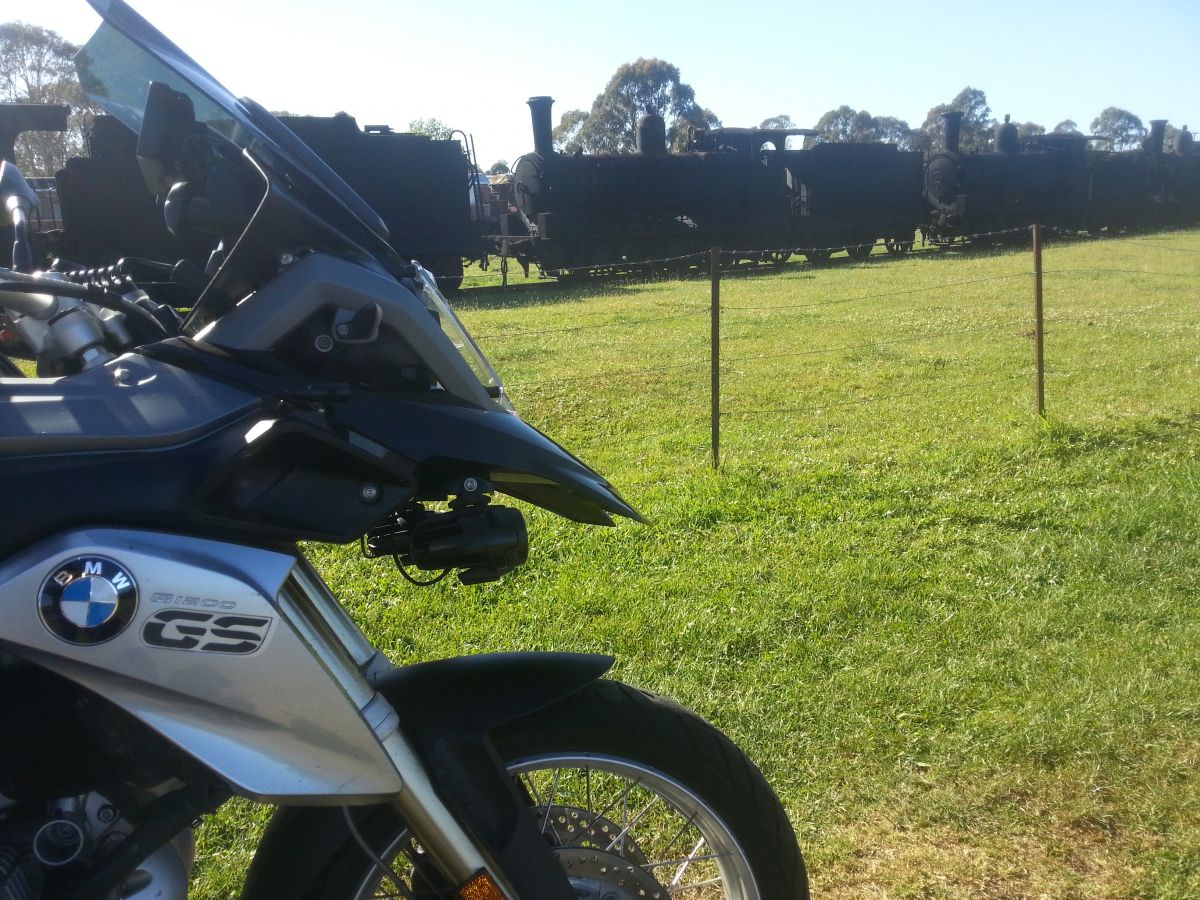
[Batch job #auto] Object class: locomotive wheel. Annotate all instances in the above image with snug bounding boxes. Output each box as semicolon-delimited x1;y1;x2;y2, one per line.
846;242;873;261
768;250;791;267
883;238;913;255
804;249;831;264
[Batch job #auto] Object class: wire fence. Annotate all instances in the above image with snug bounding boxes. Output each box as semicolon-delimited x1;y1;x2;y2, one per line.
466;225;1197;470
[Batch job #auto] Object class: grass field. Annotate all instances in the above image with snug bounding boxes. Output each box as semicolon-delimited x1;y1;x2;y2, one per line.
119;231;1200;897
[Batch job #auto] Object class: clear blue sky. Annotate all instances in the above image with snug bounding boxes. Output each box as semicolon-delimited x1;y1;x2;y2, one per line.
22;0;1200;167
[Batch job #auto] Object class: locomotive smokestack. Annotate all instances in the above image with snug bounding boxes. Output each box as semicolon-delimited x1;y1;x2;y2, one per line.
1144;119;1167;155
637;114;667;156
527;96;555;158
942;111;964;154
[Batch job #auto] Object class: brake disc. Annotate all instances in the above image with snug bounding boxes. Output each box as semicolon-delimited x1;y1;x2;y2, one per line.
555;847;668;900
536;805;649;866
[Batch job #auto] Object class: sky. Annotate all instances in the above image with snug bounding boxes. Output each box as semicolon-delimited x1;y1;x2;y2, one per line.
17;0;1200;167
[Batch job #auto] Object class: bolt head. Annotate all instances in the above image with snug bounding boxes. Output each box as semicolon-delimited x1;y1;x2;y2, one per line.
360;483;381;503
463;477;479;493
335;323;352;337
279;252;297;266
314;334;334;353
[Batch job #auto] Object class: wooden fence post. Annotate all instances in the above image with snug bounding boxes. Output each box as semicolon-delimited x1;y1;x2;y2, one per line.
711;247;721;469
1032;224;1045;417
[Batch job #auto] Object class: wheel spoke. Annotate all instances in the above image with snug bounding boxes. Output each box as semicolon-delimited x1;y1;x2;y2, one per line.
352;752;766;900
666;875;724;894
642;851;732;870
520;772;544;808
576;775;644;835
604;795;660;852
539;768;563;835
671;836;709;886
657;808;701;861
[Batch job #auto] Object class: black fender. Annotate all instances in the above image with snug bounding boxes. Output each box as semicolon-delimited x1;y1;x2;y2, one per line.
241;651;613;899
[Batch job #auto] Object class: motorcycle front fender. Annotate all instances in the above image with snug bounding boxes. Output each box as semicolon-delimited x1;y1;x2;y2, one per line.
242;651;613;899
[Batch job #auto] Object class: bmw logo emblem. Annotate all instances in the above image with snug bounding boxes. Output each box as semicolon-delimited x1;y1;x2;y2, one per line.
39;556;139;645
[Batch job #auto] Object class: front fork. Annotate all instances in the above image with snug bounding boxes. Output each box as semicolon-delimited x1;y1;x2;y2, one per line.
284;558;576;899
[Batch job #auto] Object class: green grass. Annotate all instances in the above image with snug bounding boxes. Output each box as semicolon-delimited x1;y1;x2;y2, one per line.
41;231;1200;897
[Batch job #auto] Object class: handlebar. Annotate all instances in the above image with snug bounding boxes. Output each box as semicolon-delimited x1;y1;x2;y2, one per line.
0;269;63;320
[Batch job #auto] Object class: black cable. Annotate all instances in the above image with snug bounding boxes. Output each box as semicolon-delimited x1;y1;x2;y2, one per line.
0;278;173;342
341;806;415;899
394;557;450;587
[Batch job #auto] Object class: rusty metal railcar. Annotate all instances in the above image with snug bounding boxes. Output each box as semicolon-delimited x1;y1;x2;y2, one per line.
278;114;482;290
780;140;925;259
507;96;926;276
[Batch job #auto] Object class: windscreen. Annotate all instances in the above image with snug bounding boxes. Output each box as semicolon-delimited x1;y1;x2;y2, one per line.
77;0;389;243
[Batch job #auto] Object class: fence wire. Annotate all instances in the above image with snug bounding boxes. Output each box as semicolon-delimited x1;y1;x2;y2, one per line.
448;225;1035;284
722;371;1030;420
481;226;1197;460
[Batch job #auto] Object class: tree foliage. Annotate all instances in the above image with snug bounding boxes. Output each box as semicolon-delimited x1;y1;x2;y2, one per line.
922;87;994;153
758;114;795;130
1163;123;1181;150
552;108;591;153
486;160;509;175
552;58;718;154
756;115;805;149
803;105;924;152
1053;119;1081;135
1014;121;1045;139
0;21;93;176
1090;107;1145;150
407;117;453;140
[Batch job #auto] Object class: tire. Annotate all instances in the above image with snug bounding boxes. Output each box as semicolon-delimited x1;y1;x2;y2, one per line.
278;680;809;899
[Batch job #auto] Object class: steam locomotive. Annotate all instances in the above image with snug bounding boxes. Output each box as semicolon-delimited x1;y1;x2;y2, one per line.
503;98;925;275
5;97;1199;292
925;112;1200;242
505;102;1199;272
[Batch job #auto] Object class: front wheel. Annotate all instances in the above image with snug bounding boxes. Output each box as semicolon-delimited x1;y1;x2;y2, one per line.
289;681;809;899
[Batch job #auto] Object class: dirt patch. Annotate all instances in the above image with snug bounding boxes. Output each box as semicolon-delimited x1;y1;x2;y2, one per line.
814;816;1141;899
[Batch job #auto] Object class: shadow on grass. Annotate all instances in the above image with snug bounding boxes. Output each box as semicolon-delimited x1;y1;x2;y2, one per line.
453;276;666;311
1033;413;1200;462
455;225;1194;309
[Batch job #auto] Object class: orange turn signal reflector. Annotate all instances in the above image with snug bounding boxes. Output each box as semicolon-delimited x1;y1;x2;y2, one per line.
458;871;507;900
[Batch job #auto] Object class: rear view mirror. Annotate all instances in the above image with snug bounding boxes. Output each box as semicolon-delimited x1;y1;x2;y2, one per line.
0;161;39;211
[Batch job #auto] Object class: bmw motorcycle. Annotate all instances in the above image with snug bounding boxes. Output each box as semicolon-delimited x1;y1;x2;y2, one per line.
0;2;809;897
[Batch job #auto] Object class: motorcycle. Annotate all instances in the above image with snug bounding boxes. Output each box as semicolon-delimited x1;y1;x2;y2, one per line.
0;1;809;897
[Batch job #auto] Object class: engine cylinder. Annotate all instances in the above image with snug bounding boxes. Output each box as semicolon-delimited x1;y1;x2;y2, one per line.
527;96;555;159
